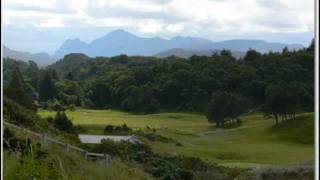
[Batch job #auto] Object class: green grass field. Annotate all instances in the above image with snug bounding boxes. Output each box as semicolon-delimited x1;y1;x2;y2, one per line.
39;109;314;168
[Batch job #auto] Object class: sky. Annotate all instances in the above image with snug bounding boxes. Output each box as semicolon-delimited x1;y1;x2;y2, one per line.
2;0;315;54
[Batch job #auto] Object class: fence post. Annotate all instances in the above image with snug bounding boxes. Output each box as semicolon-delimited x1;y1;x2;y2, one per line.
66;143;69;152
85;151;88;160
105;154;108;167
42;134;47;145
23;128;27;144
107;154;112;168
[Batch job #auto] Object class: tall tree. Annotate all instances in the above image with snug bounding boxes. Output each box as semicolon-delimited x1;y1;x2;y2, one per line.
39;71;58;101
4;67;33;108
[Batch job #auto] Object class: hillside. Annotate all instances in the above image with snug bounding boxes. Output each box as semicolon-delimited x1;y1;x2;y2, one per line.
270;113;314;144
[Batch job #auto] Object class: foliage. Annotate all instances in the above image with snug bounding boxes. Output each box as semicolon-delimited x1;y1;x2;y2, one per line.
4;44;314;114
39;71;58;101
3;129;151;180
264;84;302;125
206;91;245;127
104;123;132;135
90;139;231;179
243;49;261;61
4;67;35;109
3;98;38;126
53;111;75;133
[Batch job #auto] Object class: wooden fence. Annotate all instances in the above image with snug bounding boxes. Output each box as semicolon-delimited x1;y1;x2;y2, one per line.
4;121;112;167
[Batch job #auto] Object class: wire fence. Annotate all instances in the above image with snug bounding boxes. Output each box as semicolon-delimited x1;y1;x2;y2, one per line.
4;121;112;167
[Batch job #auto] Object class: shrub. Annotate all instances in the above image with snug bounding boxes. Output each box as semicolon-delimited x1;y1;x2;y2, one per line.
104;125;114;133
104;124;132;135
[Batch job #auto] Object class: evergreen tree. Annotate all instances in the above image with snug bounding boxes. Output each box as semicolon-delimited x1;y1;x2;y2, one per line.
39;71;58;101
53;111;74;133
5;67;33;108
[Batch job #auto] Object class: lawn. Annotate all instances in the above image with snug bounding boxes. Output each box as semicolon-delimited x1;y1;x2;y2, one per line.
39;109;314;168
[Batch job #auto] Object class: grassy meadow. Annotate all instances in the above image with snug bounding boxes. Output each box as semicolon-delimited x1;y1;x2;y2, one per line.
39;109;314;168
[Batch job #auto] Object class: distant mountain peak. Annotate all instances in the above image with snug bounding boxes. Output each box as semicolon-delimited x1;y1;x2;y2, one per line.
106;29;135;37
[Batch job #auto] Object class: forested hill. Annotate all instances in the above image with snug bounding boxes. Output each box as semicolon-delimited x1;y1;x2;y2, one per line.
4;41;314;114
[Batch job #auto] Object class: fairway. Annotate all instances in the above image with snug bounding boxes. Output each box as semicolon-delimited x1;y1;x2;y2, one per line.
39;109;314;167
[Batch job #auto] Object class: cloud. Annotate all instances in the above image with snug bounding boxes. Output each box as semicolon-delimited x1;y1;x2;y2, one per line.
2;0;314;53
3;0;313;34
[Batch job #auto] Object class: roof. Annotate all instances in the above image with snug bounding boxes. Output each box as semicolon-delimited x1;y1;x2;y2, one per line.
78;134;143;144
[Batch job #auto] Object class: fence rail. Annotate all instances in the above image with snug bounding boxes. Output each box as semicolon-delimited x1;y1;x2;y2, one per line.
4;121;112;167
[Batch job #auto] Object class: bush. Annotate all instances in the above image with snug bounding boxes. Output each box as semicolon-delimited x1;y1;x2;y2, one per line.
90;138;229;180
104;124;132;135
104;125;114;133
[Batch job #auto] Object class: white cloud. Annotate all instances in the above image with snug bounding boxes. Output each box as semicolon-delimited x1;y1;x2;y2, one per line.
137;19;164;33
39;18;66;28
2;0;314;52
3;0;313;34
166;23;185;33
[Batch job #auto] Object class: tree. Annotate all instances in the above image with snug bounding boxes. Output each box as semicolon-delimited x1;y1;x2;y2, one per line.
206;92;244;128
264;84;300;125
53;111;74;133
220;49;236;61
39;71;58;101
243;49;261;61
307;39;314;52
282;47;289;55
4;67;34;108
104;125;114;133
25;61;40;92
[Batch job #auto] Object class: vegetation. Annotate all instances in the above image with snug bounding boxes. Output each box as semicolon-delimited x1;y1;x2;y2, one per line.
53;111;75;133
3;40;314;179
3;128;151;180
88;139;233;179
206;91;245;127
4;42;314;118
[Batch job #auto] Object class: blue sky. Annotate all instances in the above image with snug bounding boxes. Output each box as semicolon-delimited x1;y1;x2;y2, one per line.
3;0;315;54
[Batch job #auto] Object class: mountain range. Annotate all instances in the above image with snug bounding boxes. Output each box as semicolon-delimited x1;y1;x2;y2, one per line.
3;46;55;67
4;29;305;66
54;29;304;58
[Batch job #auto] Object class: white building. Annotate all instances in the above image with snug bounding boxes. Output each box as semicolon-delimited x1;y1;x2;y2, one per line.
78;134;143;144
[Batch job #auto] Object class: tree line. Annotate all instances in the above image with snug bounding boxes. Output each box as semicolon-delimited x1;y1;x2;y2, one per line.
3;40;314;127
